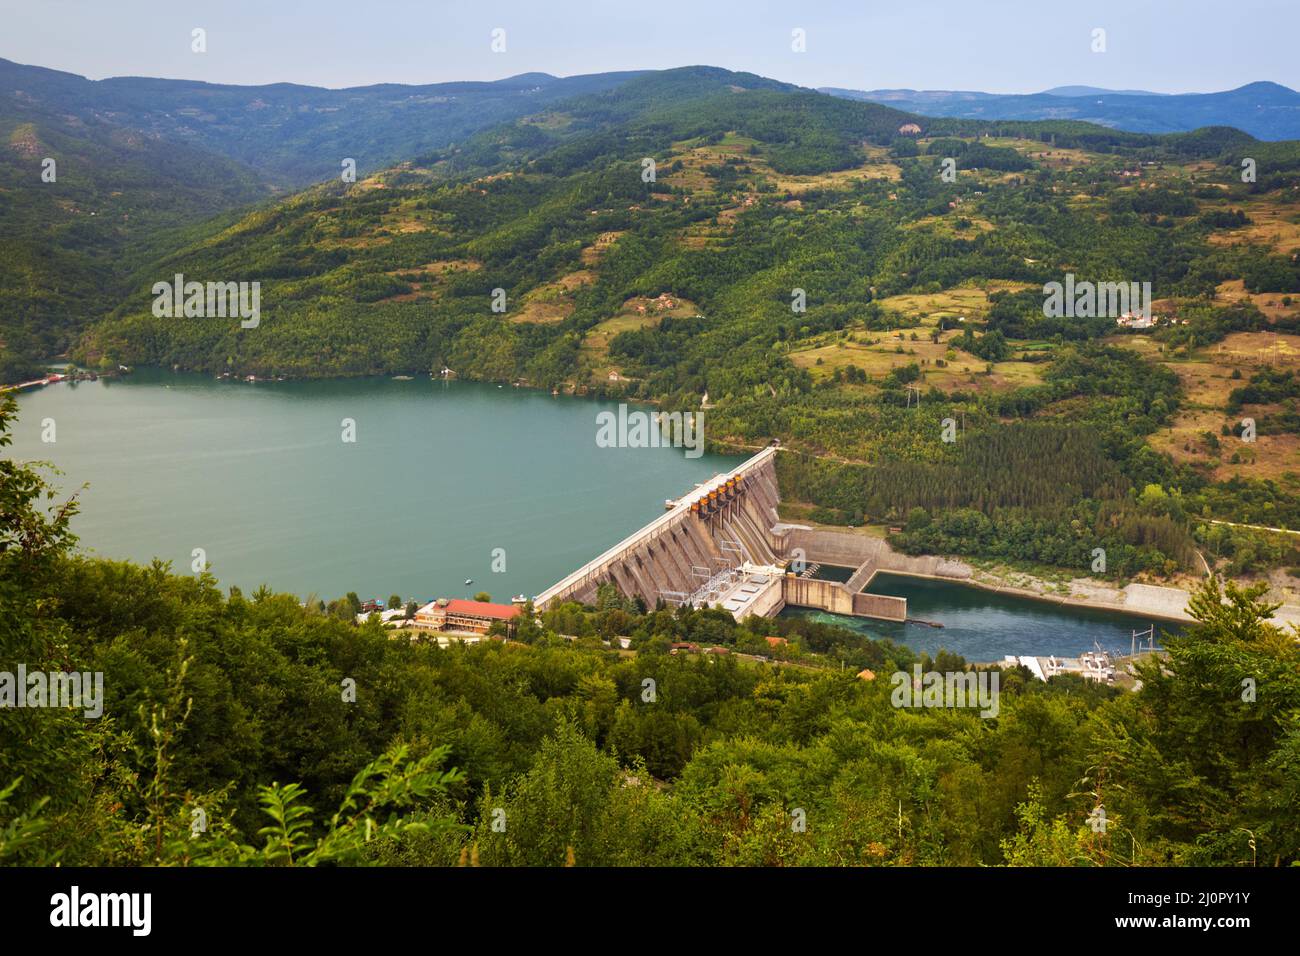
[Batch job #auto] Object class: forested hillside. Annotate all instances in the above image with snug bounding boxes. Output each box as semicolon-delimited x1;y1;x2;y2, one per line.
71;67;1300;581
0;89;268;381
0;58;652;379
2;395;1297;866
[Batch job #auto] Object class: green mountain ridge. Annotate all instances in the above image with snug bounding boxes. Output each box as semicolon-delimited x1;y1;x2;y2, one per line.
0;59;658;377
78;67;1293;391
4;60;1295;385
1;57;650;188
76;67;929;377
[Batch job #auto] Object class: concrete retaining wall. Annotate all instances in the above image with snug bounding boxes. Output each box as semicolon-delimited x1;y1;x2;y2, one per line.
787;527;973;582
786;528;882;568
852;592;908;622
782;575;907;622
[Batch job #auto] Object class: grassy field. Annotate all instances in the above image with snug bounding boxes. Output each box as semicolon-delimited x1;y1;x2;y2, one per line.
1214;278;1300;321
1207;198;1300;255
511;270;598;324
789;284;1046;395
976;136;1109;171
381;258;482;302
903;214;997;237
662;133;901;199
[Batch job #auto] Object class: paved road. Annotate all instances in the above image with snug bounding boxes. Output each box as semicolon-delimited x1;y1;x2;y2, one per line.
1208;518;1300;537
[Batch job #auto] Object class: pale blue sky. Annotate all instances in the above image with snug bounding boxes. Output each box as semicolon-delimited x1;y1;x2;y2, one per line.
1;0;1295;93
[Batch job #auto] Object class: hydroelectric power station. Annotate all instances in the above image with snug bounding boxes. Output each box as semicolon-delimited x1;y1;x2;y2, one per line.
534;446;907;622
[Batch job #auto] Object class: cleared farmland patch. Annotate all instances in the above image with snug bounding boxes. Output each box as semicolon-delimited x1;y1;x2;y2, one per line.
579;294;698;380
789;329;1043;395
1207;199;1300;255
511;271;597;324
1116;330;1300;480
580;230;625;265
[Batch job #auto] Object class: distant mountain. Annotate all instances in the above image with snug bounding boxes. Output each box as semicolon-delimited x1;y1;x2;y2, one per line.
1040;86;1163;97
821;81;1300;140
0;58;648;188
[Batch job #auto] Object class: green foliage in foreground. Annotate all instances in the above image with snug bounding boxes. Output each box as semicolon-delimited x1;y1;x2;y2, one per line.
3;395;1299;866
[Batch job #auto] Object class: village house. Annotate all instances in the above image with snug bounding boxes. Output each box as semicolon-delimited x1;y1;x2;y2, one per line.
1116;310;1157;329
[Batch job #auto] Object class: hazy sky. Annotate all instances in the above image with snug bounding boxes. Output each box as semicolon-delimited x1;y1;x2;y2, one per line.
1;0;1296;93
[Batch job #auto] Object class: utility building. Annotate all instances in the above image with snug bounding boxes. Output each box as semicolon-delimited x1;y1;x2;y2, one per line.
414;598;521;636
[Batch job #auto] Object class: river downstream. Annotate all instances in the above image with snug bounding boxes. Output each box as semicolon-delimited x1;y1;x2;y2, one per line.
783;571;1173;660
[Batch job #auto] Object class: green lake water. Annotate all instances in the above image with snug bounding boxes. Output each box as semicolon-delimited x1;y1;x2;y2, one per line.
8;370;737;605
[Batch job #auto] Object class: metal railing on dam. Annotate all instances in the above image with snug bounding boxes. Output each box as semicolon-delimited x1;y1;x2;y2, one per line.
533;446;780;610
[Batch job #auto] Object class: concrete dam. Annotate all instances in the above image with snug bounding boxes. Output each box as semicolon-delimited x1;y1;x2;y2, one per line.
534;446;906;623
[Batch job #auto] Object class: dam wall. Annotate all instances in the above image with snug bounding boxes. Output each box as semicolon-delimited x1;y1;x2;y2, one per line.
783;576;855;615
534;447;782;610
535;448;908;623
852;592;909;621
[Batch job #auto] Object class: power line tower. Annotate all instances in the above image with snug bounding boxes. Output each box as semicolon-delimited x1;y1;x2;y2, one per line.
1131;625;1155;657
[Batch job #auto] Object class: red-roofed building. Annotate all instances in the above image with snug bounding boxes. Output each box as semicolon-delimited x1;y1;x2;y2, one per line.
414;598;521;636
